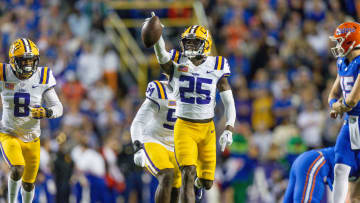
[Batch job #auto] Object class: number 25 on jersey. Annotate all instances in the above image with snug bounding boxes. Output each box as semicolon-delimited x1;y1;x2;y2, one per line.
179;75;212;104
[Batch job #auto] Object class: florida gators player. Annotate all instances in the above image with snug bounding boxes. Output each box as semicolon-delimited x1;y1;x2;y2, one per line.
328;22;360;203
131;79;180;203
147;13;236;202
0;38;63;203
283;146;360;202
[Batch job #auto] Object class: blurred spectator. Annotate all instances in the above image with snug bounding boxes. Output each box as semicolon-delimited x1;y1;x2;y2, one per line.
297;100;325;148
76;43;103;87
221;134;257;203
61;71;86;108
103;46;120;93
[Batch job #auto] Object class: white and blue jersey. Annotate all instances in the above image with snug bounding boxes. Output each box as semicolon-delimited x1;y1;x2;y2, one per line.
283;147;360;203
335;56;360;168
169;49;231;120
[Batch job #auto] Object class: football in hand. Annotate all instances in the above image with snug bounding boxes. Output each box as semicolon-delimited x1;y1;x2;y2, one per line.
141;15;163;48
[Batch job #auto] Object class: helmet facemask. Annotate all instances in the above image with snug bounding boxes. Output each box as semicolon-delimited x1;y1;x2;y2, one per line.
330;32;355;58
181;34;206;59
12;53;39;80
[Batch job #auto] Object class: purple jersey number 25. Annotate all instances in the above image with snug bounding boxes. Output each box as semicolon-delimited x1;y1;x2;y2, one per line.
179;75;212;104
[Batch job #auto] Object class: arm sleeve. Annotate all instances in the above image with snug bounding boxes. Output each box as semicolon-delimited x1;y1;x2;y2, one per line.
220;90;236;127
130;99;159;143
154;36;171;64
43;88;63;118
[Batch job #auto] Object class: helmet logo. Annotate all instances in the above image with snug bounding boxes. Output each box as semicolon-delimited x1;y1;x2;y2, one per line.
336;27;356;35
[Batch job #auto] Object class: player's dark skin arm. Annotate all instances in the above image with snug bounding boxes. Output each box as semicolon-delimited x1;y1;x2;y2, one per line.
159;61;173;75
217;76;235;132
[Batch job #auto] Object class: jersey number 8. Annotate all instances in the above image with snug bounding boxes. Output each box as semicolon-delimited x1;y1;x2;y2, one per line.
14;92;30;117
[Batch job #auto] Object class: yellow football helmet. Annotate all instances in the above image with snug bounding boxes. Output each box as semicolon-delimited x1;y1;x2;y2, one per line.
9;38;40;80
180;25;212;58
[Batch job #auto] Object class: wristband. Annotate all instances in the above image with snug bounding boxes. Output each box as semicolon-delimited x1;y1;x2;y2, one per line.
329;98;338;108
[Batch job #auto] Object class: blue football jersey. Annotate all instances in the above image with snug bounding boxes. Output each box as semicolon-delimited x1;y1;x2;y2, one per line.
337;56;360;115
320;147;360;189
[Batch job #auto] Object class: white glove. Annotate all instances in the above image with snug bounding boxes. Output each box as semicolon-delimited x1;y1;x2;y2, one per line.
219;130;233;152
134;149;147;167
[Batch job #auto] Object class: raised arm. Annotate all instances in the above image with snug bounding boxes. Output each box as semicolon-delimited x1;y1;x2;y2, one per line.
153;35;174;75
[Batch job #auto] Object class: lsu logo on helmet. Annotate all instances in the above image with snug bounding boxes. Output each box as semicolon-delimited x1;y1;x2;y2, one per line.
180;25;212;58
9;38;40;80
330;22;360;58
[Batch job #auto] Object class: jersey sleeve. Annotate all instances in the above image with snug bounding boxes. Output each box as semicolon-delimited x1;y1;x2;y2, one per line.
214;56;231;78
145;81;168;107
169;49;182;64
39;67;56;90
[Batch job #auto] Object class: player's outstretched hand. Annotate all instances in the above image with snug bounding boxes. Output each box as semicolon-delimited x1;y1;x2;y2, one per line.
143;12;164;28
30;105;47;119
134;149;146;167
219;130;233;152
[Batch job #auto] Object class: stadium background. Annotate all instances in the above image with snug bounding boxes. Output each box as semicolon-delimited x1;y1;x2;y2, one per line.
0;0;358;202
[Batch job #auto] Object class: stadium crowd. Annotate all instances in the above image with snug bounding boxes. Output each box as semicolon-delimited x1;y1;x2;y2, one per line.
0;0;359;202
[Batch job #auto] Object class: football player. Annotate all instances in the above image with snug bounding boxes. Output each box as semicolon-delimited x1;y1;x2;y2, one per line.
328;22;360;203
131;79;180;203
0;38;63;203
284;146;360;203
147;13;236;202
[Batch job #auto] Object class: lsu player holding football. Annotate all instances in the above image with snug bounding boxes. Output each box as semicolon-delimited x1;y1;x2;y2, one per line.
147;14;236;202
328;22;360;203
0;38;63;203
131;79;180;203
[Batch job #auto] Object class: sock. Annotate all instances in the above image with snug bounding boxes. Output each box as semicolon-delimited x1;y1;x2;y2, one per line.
8;177;21;203
21;187;35;203
194;177;203;188
333;164;351;203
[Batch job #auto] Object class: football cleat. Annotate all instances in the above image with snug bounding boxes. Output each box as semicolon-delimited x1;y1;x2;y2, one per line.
194;185;204;202
9;38;40;80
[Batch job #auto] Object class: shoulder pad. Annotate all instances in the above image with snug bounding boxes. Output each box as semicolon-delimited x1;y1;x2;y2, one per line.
146;80;168;100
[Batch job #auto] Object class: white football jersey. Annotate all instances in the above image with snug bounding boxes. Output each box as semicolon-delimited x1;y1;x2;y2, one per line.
0;63;56;142
169;50;231;120
142;80;176;151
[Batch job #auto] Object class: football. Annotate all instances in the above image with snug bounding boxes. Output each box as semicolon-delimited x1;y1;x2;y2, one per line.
141;15;163;48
